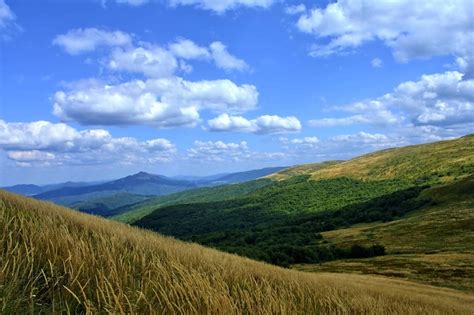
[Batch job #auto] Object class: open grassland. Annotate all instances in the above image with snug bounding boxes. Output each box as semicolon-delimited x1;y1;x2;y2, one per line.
295;252;474;292
1;190;473;314
270;134;474;182
294;176;474;291
268;161;342;181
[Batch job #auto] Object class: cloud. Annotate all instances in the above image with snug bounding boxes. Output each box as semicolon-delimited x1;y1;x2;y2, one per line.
52;31;256;128
7;150;56;163
169;38;211;60
54;29;249;75
208;113;301;134
280;136;319;148
53;77;258;127
109;0;275;12
371;58;382;68
0;120;175;166
186;139;287;163
0;0;14;29
310;71;474;130
209;42;248;71
53;28;132;55
0;0;21;39
309;115;369;127
290;136;319;145
280;132;408;163
187;140;249;162
384;71;473;126
294;0;474;74
115;0;149;6
309;101;399;127
168;0;275;13
285;4;306;15
108;45;178;78
330;132;389;144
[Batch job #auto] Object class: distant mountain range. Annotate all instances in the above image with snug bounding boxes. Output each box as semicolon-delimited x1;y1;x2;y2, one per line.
2;166;287;215
2;181;102;196
196;167;286;185
34;172;196;200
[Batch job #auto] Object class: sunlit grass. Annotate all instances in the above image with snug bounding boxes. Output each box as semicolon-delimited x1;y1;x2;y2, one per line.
1;190;473;314
270;135;474;182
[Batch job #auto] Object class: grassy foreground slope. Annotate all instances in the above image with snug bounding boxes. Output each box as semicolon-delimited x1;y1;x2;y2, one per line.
2;191;473;314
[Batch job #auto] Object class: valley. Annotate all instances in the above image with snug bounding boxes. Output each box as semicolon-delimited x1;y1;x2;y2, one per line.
1;135;473;313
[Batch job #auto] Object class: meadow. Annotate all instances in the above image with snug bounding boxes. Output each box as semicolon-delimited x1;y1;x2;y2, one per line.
1;190;473;314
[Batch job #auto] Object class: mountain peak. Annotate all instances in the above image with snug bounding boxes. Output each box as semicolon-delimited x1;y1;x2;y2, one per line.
135;171;151;176
131;171;156;179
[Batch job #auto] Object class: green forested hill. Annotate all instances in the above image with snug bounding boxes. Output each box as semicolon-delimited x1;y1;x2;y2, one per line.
113;178;274;223
295;175;474;291
131;135;474;268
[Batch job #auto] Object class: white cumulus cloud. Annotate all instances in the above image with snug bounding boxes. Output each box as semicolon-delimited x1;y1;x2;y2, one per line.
285;4;306;15
309;71;474;131
0;120;176;167
115;0;149;6
53;77;258;127
108;45;178;78
168;0;275;14
169;38;211;60
209;42;248;71
294;0;474;75
54;29;249;75
208;113;301;134
53;28;132;55
187;140;249;162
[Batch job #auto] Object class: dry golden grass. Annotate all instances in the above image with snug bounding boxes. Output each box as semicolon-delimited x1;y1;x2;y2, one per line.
269;135;474;181
1;190;473;314
266;161;342;181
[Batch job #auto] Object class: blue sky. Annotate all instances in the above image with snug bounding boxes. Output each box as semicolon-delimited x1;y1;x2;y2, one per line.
0;0;473;185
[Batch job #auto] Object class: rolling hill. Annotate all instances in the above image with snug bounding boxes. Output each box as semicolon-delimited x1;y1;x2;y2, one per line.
269;134;474;182
116;135;474;228
119;135;473;273
1;190;472;314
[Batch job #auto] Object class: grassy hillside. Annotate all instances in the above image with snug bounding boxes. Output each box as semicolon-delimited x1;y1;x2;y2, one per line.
1;190;473;314
294;176;474;291
271;134;474;182
128;135;473;267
